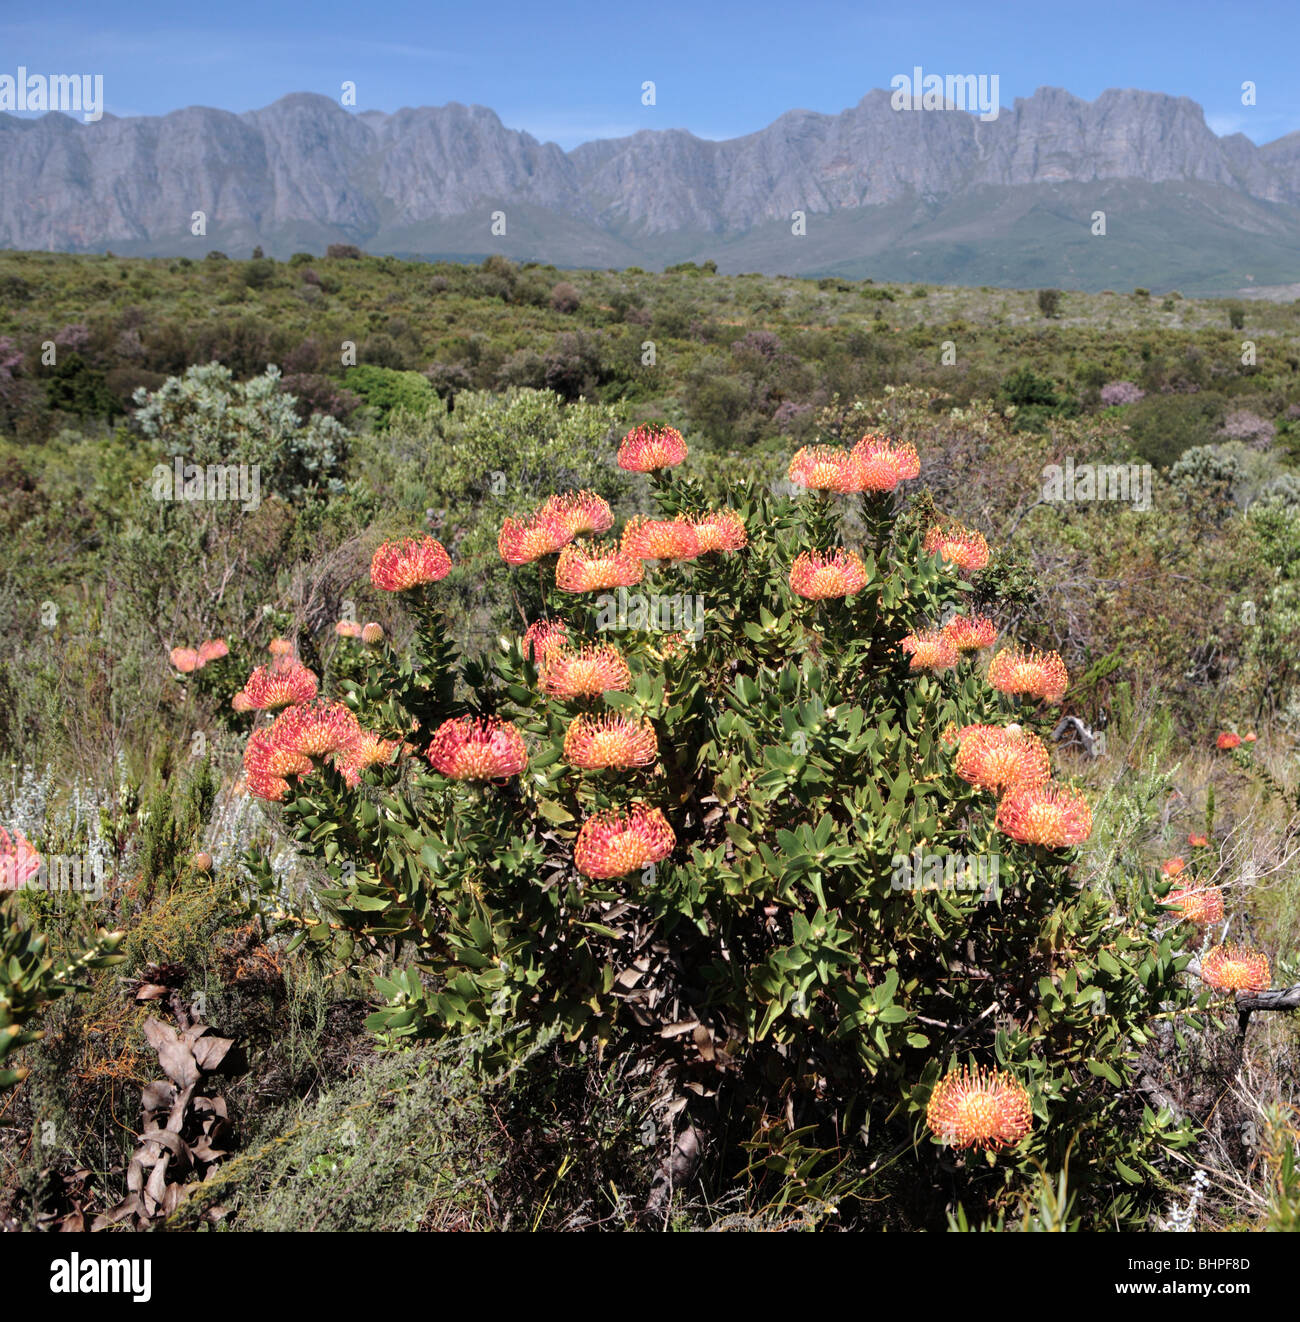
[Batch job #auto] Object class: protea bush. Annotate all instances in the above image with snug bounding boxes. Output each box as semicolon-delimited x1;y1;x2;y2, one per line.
242;427;1206;1227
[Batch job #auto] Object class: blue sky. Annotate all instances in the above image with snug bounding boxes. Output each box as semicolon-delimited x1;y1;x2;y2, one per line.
2;0;1296;147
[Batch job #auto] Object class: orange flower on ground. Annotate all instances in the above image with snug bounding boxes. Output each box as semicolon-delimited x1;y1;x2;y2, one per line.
0;826;42;891
1165;886;1225;926
996;784;1092;848
789;548;868;600
335;620;362;638
267;637;295;658
788;445;856;493
926;1065;1033;1152
574;805;676;879
1161;857;1186;878
1200;944;1270;994
1188;833;1209;848
170;646;201;673
498;511;572;565
621;516;701;562
426;716;528;781
691;510;748;553
540;645;633;699
924;523;990;574
370;536;452;590
955;725;1052;795
539;490;614;538
269;699;363;759
197;638;228;663
846;434;921;492
241;658;319;710
943;613;998;653
563;714;658;769
988;646;1069;704
1216;731;1241;750
618;424;688;472
555;540;645;593
522;619;569;667
901;630;959;672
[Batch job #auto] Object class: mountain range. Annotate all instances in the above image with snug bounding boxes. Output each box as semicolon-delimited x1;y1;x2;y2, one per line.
3;86;1300;291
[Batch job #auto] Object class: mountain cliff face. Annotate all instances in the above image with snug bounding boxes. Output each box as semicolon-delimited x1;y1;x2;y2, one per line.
2;87;1298;290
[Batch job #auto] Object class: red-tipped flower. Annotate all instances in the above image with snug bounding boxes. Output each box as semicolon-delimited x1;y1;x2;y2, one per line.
901;630;959;672
197;638;228;664
268;637;295;658
0;826;42;891
574;805;676;879
996;784;1092;848
243;727;313;803
1161;857;1186;878
789;549;868;600
925;523;990;574
498;511;572;565
846;434;921;491
955;725;1052;795
1188;833;1210;848
1216;731;1242;751
170;646;201;673
988;646;1069;704
336;620;362;638
240;657;319;710
1165;886;1225;926
691;510;748;553
556;540;645;593
926;1065;1034;1152
540;645;633;699
269;699;362;759
426;716;528;781
618;424;688;472
522;618;569;666
621;516;701;562
943;613;998;653
370;536;452;590
1200;944;1270;994
788;445;855;493
335;731;402;781
563;714;658;769
540;490;615;538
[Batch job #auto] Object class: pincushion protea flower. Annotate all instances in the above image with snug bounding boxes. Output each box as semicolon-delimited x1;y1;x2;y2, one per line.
956;725;1052;795
1161;857;1186;878
370;536;452;590
269;699;363;759
943;613;997;653
170;646;202;673
335;620;362;638
1244;731;1257;742
540;490;614;537
498;511;572;565
564;713;658;769
522;618;569;666
335;731;402;780
618;424;688;472
1216;731;1241;750
1200;944;1270;994
243;728;313;802
996;784;1092;847
1188;833;1210;848
924;523;990;574
1165;885;1225;925
197;638;228;663
788;445;856;493
847;434;921;491
0;826;41;891
240;658;319;710
556;540;645;593
691;510;747;553
360;622;384;644
426;716;528;780
268;638;295;658
573;805;676;879
901;630;959;671
231;691;254;714
540;645;633;699
789;549;868;600
621;516;701;562
926;1065;1033;1152
988;646;1069;704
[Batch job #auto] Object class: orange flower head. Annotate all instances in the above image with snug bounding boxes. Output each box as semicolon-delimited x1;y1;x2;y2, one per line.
360;622;384;645
335;620;362;638
926;1065;1033;1152
0;826;42;891
269;699;363;759
943;613;998;653
498;511;572;565
691;510;748;553
996;784;1092;848
522;618;569;667
244;727;313;781
846;434;921;491
618;424;688;472
197;638;228;664
563;713;658;769
556;539;645;593
955;726;1052;795
1216;731;1242;751
788;445;855;493
267;637;295;658
1165;886;1225;926
789;548;868;600
241;657;319;710
1244;732;1257;743
540;645;633;699
370;536;452;590
988;647;1069;704
231;691;254;714
1161;857;1186;878
574;805;676;879
540;489;615;538
336;731;402;779
621;515;701;562
1201;944;1271;994
925;523;990;574
170;646;201;673
1188;833;1210;848
901;630;959;672
426;716;528;781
